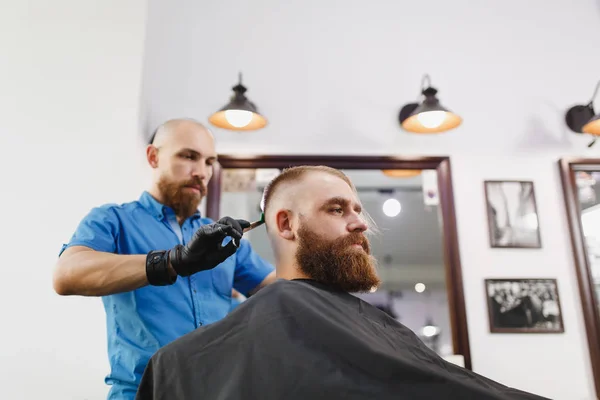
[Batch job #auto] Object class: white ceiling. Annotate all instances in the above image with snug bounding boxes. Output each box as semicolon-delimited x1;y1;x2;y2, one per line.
235;169;447;291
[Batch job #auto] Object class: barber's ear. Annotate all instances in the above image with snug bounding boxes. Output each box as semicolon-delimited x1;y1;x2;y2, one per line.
146;145;159;168
276;210;295;240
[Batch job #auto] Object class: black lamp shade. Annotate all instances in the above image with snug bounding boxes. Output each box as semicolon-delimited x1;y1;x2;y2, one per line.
565;104;596;133
565;80;600;139
400;88;462;134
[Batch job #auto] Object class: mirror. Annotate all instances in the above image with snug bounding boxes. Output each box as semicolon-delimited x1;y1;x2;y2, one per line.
208;155;471;368
575;171;600;306
559;158;600;396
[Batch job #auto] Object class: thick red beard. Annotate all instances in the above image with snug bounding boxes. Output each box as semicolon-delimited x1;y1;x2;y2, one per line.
156;175;207;220
295;224;381;293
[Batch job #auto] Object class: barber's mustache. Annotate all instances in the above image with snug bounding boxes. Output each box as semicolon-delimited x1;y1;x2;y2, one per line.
180;178;207;196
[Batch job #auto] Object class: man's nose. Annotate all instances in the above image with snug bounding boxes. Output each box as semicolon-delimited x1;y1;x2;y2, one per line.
348;214;368;233
192;162;208;180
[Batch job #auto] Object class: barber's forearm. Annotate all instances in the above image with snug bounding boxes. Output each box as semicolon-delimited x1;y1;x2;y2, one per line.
248;271;277;295
54;248;150;296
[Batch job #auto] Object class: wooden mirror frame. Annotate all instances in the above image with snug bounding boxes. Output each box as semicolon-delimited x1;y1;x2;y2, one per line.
559;157;600;396
206;155;472;370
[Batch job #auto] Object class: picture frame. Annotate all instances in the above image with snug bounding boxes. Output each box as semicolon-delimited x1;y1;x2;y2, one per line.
484;180;542;248
485;278;564;333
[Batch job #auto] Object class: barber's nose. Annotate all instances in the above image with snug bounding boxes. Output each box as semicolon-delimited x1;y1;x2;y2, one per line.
193;163;208;179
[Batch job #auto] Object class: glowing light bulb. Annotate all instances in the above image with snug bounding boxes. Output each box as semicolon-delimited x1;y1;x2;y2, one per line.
422;325;440;337
224;110;253;128
382;198;401;217
415;283;426;293
417;111;446;129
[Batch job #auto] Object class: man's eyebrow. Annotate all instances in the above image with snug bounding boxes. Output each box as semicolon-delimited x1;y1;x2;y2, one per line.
178;148;200;155
179;148;217;160
320;196;362;212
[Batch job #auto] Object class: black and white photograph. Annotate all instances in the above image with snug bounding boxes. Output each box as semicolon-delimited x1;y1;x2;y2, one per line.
484;180;542;248
485;278;564;333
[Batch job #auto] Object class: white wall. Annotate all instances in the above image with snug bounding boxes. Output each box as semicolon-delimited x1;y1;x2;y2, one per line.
140;1;600;399
0;1;148;399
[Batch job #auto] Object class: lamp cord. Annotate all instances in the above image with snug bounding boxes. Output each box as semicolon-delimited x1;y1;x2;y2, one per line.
421;74;431;91
415;74;433;101
586;80;600;147
588;80;600;106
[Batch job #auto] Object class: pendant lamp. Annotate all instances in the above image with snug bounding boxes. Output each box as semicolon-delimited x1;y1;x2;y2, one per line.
209;72;267;131
399;74;462;134
565;80;600;147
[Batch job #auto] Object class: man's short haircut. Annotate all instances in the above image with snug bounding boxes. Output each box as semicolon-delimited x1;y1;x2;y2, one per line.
261;165;378;234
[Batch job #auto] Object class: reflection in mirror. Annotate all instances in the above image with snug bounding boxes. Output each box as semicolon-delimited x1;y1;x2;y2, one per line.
219;168;453;357
575;170;600;311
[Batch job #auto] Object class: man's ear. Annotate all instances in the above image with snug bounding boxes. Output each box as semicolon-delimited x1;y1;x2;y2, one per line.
146;145;159;168
275;210;295;240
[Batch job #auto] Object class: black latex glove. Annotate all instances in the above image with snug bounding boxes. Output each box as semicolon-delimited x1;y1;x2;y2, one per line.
169;217;251;277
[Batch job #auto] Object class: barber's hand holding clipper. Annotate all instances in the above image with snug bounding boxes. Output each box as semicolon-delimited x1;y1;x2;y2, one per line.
146;217;251;286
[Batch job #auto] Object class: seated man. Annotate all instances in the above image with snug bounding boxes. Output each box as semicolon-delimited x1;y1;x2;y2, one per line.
136;166;549;400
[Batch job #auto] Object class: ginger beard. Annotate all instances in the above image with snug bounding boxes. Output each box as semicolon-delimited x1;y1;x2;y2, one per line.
157;175;207;219
295;223;381;293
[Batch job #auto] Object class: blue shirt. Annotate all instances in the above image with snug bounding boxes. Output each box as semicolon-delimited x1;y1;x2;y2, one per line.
59;191;274;399
229;296;244;312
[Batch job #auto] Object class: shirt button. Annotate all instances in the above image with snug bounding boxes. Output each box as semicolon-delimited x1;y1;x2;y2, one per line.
193;289;197;293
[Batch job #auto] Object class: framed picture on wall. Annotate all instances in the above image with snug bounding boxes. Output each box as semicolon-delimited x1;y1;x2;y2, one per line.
484;278;564;333
484;180;542;248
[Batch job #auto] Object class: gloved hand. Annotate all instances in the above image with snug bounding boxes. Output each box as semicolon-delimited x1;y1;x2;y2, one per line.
169;217;251;277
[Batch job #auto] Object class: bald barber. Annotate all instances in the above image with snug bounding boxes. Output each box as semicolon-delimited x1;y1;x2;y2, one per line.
53;118;276;400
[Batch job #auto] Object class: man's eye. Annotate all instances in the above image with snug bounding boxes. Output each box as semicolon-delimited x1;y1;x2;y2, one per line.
331;208;343;214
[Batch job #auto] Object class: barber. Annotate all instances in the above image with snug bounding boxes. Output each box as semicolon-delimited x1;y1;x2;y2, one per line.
53;118;276;400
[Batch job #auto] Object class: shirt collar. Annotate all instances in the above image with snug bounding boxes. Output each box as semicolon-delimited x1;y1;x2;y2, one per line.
139;191;202;221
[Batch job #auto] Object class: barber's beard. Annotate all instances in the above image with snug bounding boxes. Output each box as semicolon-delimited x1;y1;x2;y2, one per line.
295;225;381;293
156;175;207;220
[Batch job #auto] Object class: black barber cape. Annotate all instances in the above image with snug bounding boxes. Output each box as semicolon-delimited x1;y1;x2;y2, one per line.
136;279;550;400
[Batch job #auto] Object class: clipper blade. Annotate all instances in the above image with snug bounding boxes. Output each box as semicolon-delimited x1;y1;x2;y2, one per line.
243;213;265;234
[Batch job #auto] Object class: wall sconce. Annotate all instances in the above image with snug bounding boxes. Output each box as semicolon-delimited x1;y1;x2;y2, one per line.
399;74;462;134
208;72;268;131
565;80;600;147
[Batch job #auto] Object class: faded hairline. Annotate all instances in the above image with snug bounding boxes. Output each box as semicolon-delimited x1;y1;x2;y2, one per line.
262;166;380;236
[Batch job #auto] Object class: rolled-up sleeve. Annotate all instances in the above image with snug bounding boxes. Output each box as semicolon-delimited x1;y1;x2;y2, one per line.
59;205;120;256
